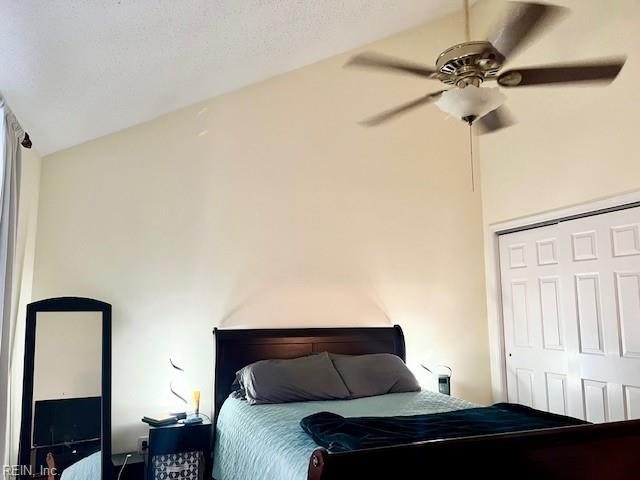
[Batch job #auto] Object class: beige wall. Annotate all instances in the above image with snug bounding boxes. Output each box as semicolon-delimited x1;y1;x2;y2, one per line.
33;312;102;401
34;11;492;452
476;0;640;225
474;0;640;399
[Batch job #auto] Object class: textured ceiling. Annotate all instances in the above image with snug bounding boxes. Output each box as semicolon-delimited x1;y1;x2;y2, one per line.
0;0;462;155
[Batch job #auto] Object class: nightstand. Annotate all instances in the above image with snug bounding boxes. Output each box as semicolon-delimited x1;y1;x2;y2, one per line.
146;420;212;480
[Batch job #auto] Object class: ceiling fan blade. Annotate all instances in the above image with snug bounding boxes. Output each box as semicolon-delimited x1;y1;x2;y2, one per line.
476;106;516;134
360;91;445;127
489;2;568;61
346;52;438;79
498;57;626;87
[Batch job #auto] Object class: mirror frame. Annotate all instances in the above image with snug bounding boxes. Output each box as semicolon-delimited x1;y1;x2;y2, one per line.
18;297;112;479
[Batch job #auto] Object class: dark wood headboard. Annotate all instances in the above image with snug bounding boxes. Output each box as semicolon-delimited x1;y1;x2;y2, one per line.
212;325;405;422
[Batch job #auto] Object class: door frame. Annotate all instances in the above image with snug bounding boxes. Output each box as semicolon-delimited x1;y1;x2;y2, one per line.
485;190;640;402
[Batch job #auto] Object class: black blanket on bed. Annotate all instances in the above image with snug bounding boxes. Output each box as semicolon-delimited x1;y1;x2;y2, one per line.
300;403;588;452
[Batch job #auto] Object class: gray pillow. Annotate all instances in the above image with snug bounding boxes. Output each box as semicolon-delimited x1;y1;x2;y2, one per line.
330;353;420;398
235;352;350;405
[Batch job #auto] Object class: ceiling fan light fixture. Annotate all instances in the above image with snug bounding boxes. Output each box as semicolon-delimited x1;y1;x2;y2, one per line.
434;86;506;124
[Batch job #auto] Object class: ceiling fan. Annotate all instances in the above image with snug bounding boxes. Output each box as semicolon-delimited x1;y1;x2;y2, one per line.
346;1;626;134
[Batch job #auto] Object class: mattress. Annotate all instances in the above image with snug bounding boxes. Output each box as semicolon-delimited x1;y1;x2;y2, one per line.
60;451;101;480
212;389;477;480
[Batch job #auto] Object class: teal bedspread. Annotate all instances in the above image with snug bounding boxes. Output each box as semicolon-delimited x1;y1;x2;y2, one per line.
60;451;100;480
212;390;476;480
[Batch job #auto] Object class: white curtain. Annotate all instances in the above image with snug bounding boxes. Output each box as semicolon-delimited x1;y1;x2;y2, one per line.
0;95;24;469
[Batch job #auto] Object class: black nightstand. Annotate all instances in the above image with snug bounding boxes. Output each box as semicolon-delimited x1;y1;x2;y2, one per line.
146;420;212;480
112;452;144;480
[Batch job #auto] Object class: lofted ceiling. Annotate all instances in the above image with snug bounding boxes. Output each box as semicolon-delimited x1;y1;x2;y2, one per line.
0;0;463;155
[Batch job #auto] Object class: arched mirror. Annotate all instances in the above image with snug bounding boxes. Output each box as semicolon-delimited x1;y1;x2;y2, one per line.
18;297;111;479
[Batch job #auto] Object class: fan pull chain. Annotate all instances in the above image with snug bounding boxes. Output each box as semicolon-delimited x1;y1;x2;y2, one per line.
469;125;475;192
464;0;473;192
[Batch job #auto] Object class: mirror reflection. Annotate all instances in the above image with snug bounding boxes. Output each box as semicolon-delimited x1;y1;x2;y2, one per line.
30;311;102;479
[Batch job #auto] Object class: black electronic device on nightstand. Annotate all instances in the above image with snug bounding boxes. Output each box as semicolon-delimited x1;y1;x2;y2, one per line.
438;374;451;396
146;419;212;480
420;363;452;396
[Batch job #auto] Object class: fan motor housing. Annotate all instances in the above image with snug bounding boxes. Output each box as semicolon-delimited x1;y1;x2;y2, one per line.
435;41;504;87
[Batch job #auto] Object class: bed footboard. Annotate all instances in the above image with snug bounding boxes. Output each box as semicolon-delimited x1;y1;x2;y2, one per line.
307;419;640;480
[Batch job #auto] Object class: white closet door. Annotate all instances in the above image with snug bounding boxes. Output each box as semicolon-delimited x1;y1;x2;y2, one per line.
500;224;568;414
500;206;640;422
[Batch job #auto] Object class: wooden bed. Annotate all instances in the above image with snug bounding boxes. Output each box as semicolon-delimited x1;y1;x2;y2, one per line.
213;325;640;480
